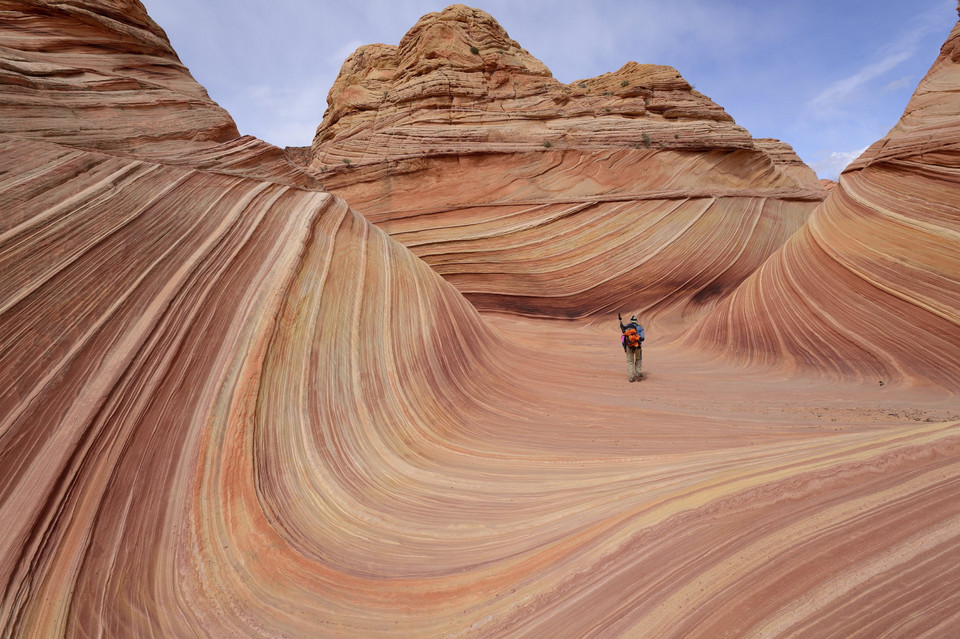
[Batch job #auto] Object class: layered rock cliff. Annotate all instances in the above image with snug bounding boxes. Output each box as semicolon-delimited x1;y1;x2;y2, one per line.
311;4;827;327
0;0;318;186
685;12;960;390
2;2;960;638
0;1;491;634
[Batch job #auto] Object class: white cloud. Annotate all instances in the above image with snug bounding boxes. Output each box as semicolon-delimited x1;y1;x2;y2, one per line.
330;39;366;67
809;4;948;115
882;75;915;93
242;82;330;147
810;49;913;112
811;147;868;180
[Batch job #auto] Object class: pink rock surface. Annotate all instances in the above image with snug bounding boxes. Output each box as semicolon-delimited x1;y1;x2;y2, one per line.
320;148;823;328
0;0;234;149
0;0;319;188
1;2;959;638
312;6;813;167
311;5;827;327
686;12;960;391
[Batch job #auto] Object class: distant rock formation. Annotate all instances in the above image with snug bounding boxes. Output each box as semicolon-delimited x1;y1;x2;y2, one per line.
0;0;318;187
312;5;807;165
754;138;822;185
4;2;960;638
312;4;827;326
686;12;960;389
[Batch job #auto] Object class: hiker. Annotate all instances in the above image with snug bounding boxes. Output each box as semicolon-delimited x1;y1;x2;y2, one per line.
619;313;644;382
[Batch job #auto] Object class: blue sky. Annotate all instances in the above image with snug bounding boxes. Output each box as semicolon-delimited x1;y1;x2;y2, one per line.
141;0;957;179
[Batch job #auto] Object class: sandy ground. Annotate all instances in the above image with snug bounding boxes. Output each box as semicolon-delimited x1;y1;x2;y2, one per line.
485;313;960;446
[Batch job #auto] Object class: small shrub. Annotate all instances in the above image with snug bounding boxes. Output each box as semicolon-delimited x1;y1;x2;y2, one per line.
621;80;629;87
470;46;479;55
543;141;553;148
674;133;679;140
644;97;650;106
602;91;612;96
342;158;352;165
641;133;651;148
578;82;587;88
605;107;612;113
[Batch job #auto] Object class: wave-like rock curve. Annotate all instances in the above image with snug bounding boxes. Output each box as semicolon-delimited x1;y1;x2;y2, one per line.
685;12;960;390
310;4;827;327
2;2;960;637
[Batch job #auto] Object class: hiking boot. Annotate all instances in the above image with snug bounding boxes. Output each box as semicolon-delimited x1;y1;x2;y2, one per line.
628;377;635;382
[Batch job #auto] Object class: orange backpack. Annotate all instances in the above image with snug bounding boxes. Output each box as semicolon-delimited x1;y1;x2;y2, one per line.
623;327;641;349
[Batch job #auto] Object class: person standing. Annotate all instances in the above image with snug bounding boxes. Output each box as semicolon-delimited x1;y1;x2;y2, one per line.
619;313;645;382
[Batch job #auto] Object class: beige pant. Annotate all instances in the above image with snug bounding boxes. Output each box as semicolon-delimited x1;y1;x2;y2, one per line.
625;347;642;380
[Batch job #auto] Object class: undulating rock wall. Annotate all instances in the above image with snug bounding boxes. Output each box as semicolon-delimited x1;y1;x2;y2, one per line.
0;0;234;149
0;1;494;634
0;0;319;186
311;4;827;327
0;132;513;636
685;14;960;390
2;1;960;638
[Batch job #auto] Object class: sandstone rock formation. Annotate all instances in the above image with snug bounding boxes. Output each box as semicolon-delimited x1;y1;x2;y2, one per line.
312;4;827;327
819;177;839;192
686;12;960;390
0;0;319;187
2;1;960;638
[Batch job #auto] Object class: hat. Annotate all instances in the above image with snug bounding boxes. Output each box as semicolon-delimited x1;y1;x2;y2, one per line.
630;316;638;322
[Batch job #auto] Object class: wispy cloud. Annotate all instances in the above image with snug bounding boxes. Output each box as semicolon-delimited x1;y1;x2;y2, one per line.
882;75;915;93
330;39;366;67
809;5;947;114
245;82;330;147
811;147;868;180
810;49;913;112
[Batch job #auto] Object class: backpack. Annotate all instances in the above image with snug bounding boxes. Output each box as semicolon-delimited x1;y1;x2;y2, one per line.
623;327;641;350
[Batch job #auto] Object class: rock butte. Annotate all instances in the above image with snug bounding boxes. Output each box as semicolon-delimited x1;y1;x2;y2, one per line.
308;5;827;327
1;2;959;638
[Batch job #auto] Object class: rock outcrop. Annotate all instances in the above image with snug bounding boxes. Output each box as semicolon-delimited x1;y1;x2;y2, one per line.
0;2;496;635
0;0;234;148
685;10;960;390
0;0;318;187
2;2;960;638
311;4;827;327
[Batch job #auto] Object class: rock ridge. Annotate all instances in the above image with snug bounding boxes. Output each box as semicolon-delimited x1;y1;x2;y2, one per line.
0;0;320;188
311;4;767;169
309;4;825;326
685;13;960;389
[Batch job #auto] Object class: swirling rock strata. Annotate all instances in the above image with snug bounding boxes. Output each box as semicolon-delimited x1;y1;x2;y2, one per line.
686;11;960;390
0;0;319;188
320;148;823;327
0;0;234;151
3;2;960;638
312;4;826;325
